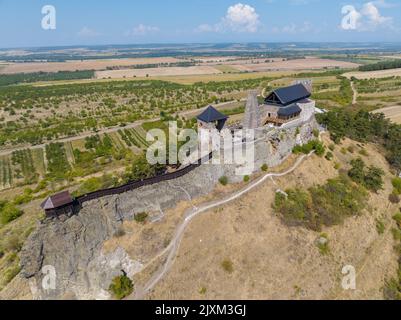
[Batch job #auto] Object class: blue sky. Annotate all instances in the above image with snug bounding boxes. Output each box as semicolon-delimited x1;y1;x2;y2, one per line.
1;0;401;48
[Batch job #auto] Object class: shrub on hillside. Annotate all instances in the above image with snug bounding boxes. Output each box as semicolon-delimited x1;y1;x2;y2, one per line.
221;259;234;274
274;175;367;231
0;201;23;225
325;151;334;161
293;140;325;157
109;274;134;300
316;109;401;174
393;177;401;195
134;212;148;224
219;176;228;186
348;158;384;193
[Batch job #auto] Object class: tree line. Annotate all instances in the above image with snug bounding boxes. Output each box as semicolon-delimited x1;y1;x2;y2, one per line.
359;59;401;72
0;70;95;87
317;109;401;173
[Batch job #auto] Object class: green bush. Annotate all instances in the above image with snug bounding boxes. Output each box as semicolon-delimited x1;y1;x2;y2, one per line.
109;274;134;300
75;174;118;197
393;177;401;195
219;176;228;186
3;263;21;287
261;164;268;172
13;189;33;205
325;152;334;161
393;213;401;228
348;158;384;193
127;154;166;182
376;219;386;235
274;175;367;231
364;166;385;193
293;140;325;157
317;109;401;174
221;259;234;274
134;212;148;224
359;148;369;157
243;175;250;183
0;202;23;225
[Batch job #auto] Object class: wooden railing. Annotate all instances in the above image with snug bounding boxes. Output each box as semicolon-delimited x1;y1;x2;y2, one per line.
75;153;213;208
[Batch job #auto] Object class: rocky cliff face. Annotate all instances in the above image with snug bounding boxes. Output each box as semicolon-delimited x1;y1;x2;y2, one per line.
19;118;318;300
20;164;225;300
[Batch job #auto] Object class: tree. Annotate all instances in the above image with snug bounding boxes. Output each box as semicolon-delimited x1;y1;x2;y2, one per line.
129;154;165;181
348;158;366;185
348;158;384;192
109;274;133;300
364;166;384;193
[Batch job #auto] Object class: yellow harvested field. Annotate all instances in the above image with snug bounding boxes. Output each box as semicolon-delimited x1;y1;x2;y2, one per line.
194;56;239;63
28;70;320;86
345;68;401;79
213;65;241;73
95;66;222;79
232;58;358;72
373;105;401;124
0;57;183;74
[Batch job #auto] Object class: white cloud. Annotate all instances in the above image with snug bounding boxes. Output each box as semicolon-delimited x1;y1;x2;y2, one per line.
125;24;160;36
77;27;101;38
341;2;393;31
195;24;218;33
361;2;392;26
273;21;313;34
196;3;261;33
223;3;260;32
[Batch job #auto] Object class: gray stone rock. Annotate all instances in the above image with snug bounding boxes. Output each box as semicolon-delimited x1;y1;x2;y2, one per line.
19;116;319;300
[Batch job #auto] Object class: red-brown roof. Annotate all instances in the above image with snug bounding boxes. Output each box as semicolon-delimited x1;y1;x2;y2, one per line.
41;191;73;210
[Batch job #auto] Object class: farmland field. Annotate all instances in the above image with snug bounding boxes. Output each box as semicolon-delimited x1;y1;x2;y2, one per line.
0;57;184;74
95;66;222;79
345;68;401;79
373;105;401;124
230;57;359;72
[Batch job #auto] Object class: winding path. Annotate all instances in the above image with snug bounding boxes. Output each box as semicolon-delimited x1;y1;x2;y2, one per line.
351;81;358;105
130;152;313;300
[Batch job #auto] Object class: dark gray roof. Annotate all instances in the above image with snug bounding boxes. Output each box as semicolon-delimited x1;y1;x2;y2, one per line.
277;104;302;117
197;106;228;123
265;84;311;106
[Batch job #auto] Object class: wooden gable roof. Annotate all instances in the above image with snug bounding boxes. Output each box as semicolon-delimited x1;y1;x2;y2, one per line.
265;84;311;106
41;191;73;210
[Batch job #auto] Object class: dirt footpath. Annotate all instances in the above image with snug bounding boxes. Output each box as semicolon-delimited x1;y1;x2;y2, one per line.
130;136;398;300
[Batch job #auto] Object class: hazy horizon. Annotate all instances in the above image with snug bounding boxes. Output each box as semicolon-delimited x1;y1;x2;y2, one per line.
1;0;401;48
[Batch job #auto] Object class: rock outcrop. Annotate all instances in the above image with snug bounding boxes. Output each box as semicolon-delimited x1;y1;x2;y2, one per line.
19;117;318;300
20;164;225;299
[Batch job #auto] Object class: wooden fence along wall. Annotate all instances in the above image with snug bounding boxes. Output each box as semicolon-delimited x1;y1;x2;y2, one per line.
56;153;214;215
